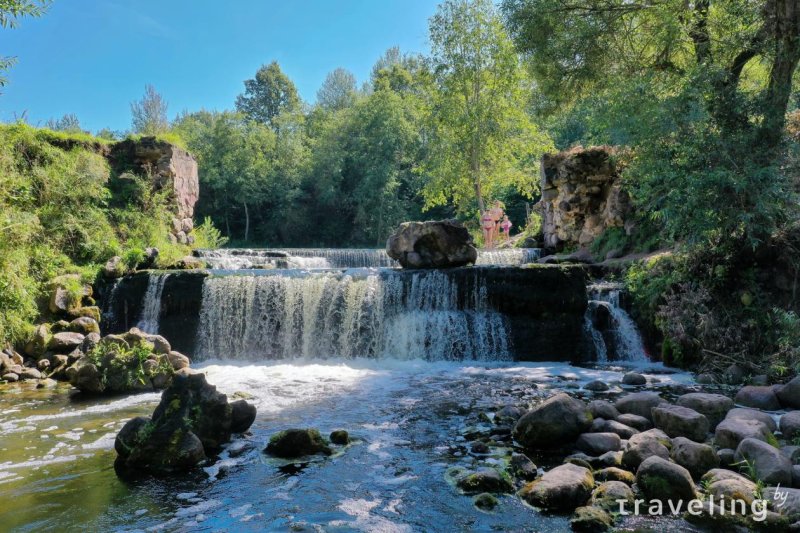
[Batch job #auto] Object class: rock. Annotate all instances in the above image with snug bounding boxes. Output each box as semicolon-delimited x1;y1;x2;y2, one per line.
621;372;646;386
696;373;716;384
588;400;619;420
23;324;51;358
751;374;770;386
386;219;478;269
621;429;670;470
508;453;538;481
782;411;800;441
764;487;800;521
72;306;101;322
651;404;710;442
114;372;253;475
702;469;758;508
783;445;800;464
48;274;88;314
590;480;634;510
735;386;781;411
584;380;609;392
330;430;350;445
103;256;125;278
265;428;332;458
513;393;592;450
735;437;793;486
67;342;173;395
47;331;85;352
495;404;525;424
726;407;778;432
36;378;57;389
68;317;99;335
724;364;746;385
636;456;696;503
615;392;664;421
456;468;514;494
539;147;630;251
518;463;594;511
794;465;800;488
473;493;498;511
470;441;490;454
615;413;652;431
570;506;614;532
715;417;772;449
230;400;256;433
575;433;621;455
19;367;42;380
676;392;734;429
142;247;159;269
144;335;171;355
778;376;800;409
670;437;719;479
172;256;205;270
2;372;19;382
37;358;50;371
81;332;101;354
595;419;638;439
594;467;635;485
165;351;191;371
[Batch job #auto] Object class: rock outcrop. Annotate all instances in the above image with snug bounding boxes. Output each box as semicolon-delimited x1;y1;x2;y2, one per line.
538;146;632;253
386;219;478;268
114;370;255;476
110;137;199;244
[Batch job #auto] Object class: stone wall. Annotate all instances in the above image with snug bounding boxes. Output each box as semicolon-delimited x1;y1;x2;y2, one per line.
539;146;632;252
110;137;199;244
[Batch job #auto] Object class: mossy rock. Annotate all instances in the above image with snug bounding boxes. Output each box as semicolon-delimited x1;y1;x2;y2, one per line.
265;428;332;458
473;493;499;511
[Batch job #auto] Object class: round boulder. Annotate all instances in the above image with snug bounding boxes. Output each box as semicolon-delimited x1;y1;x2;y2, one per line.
676;392;733;429
513;393;592;450
615;392;664;421
780;411;800;441
635;456;696;504
734;437;793;486
670;436;719;479
517;463;594;511
734;386;781;411
386;219;478;269
651;404;710;442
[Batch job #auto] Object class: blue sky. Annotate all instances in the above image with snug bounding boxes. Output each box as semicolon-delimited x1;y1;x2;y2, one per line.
0;0;438;133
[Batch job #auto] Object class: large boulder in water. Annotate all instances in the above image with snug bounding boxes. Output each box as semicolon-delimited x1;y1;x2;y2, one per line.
513;393;592;450
114;370;255;476
265;428;332;458
386;219;478;269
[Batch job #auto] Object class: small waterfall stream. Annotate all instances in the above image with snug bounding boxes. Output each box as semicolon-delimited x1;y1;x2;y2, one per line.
195;247;541;270
195;270;510;361
586;282;649;362
136;273;170;334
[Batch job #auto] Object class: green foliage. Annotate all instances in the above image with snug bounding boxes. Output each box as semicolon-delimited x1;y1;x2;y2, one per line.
193;216;228;249
130;84;170;136
236;61;301;128
0;0;49;85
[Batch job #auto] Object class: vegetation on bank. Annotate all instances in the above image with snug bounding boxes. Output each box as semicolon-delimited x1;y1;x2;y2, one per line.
0;123;219;345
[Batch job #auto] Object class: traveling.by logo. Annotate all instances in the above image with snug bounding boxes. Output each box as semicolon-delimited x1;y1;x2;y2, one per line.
617;490;771;522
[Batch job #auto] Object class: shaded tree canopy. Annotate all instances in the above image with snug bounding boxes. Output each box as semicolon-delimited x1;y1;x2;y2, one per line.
316;68;358;111
236;61;301;128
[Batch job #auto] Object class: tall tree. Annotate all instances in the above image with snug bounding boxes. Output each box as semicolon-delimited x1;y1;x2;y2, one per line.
316;68;358;111
45;113;83;133
424;0;551;215
130;84;169;135
0;0;49;86
236;61;300;128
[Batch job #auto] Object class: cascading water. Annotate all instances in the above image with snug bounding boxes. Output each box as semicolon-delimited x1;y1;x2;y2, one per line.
136;273;170;334
195;269;510;361
194;247;542;270
585;282;649;362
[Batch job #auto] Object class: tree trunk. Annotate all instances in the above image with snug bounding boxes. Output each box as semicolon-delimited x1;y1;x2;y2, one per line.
762;0;800;149
243;201;250;242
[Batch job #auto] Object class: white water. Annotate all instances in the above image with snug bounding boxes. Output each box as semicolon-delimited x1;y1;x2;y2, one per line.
195;270;510;361
587;282;649;362
136;273;170;334
195;248;542;270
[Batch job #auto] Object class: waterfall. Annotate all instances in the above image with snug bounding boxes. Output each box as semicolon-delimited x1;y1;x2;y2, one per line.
195;270;510;361
586;282;648;362
136;273;170;334
195;247;542;270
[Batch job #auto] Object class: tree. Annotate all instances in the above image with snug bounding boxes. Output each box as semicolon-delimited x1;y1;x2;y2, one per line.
0;0;49;86
423;0;552;216
130;84;169;135
316;68;358;111
235;61;300;128
45;113;83;133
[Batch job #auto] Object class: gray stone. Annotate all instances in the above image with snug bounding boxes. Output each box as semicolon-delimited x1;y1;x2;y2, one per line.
68;317;99;335
266;428;331;458
635;456;697;503
508;453;538;481
782;411;800;441
782;445;800;464
18;367;42;380
615;392;664;421
167;351;191;371
621;429;670;470
735;437;793;486
621;372;646;386
670;436;719;479
676;392;734;429
651;404;710;442
513;393;592;450
456;468;513;494
570;506;613;532
718;448;736;467
517;463;594;511
726;407;778;432
145;335;171;355
584;380;609;392
590;480;634;510
47;332;85;352
594;467;635;485
615;413;652;431
764;487;800;521
777;376;800;409
735;386;781;411
588;400;619;421
715;417;772;449
575;433;621;455
595;419;638;439
386;219;478;269
2;372;19;382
